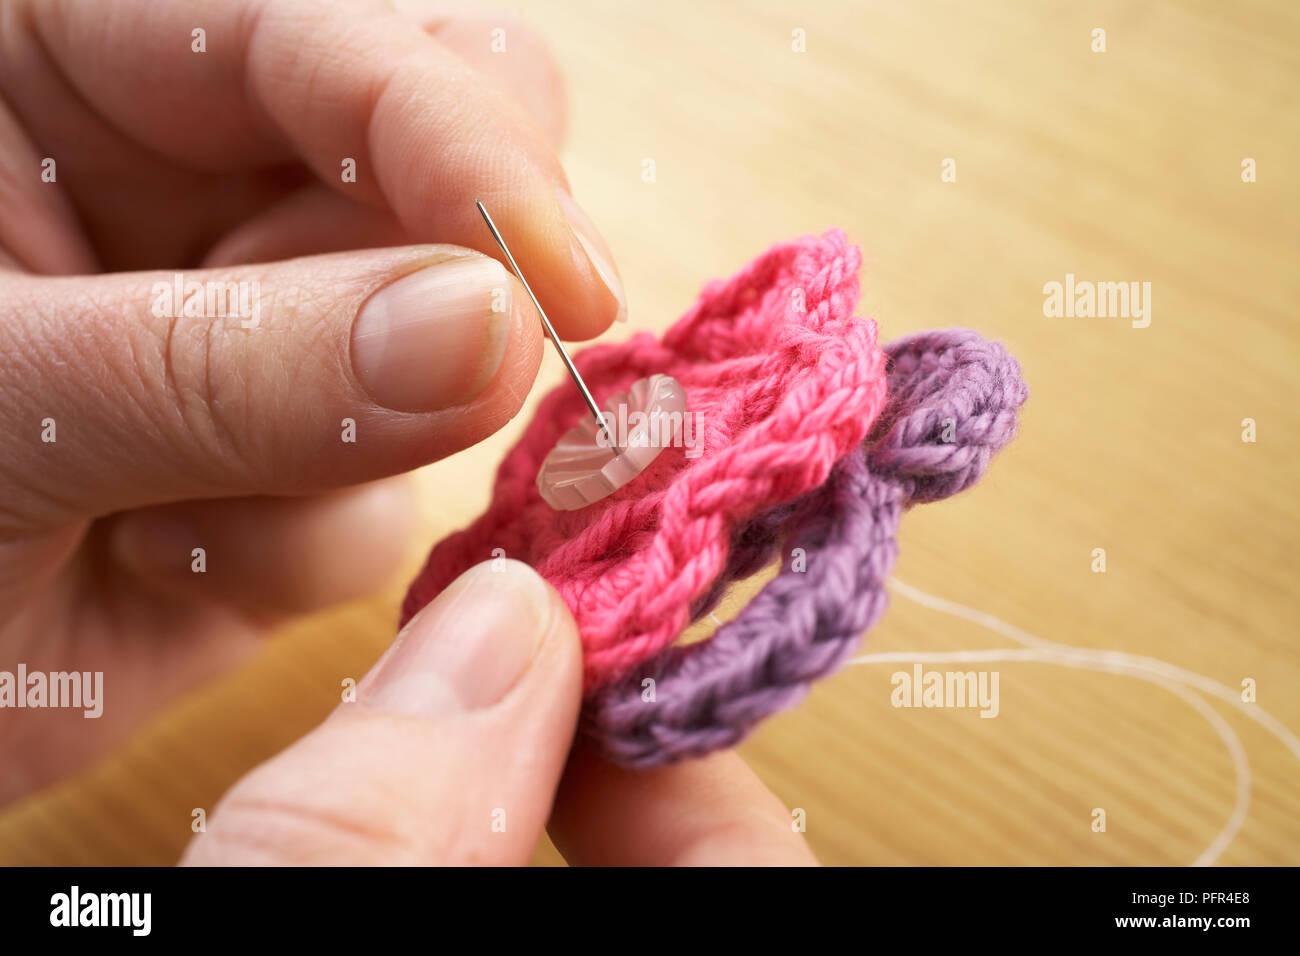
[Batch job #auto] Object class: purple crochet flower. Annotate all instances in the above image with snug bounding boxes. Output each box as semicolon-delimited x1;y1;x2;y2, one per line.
583;328;1029;766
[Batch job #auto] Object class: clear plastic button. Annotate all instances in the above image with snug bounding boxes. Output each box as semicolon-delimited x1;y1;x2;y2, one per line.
537;374;689;511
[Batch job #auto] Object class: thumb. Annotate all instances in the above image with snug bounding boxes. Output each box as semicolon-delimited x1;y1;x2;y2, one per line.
182;559;581;866
0;246;542;532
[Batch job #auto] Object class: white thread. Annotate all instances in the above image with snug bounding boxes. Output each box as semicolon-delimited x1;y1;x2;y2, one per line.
845;577;1299;866
886;578;1300;761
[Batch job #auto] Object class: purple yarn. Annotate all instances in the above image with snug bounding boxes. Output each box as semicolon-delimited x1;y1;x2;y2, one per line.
582;328;1029;767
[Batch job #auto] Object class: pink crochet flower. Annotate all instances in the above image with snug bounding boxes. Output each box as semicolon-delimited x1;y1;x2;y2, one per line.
402;230;889;690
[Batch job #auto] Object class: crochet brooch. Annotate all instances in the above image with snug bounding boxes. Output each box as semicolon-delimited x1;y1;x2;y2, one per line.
402;230;1028;767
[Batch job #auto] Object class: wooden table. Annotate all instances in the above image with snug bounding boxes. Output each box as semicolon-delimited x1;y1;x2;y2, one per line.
3;0;1297;865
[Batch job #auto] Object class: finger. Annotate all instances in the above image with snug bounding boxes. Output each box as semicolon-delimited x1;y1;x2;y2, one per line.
27;0;624;337
203;185;411;267
109;477;420;621
0;93;98;274
398;1;567;149
0;246;542;532
549;745;820;866
0;478;416;802
201;1;571;268
182;559;582;865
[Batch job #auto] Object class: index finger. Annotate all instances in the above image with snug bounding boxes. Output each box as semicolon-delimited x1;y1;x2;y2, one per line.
29;0;624;339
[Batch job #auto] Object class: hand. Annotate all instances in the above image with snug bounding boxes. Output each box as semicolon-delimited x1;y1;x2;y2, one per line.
0;0;810;865
182;559;819;865
0;0;624;803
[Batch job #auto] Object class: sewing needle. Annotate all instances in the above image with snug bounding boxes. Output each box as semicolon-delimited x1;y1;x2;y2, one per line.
475;200;615;449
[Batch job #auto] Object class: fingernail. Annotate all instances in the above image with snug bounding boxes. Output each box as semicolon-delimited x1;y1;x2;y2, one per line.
352;256;512;412
365;560;553;716
557;189;628;323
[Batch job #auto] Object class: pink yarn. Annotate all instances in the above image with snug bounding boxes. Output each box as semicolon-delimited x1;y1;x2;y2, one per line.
402;230;889;690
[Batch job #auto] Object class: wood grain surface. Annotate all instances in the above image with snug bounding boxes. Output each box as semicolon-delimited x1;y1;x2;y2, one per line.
2;0;1297;866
